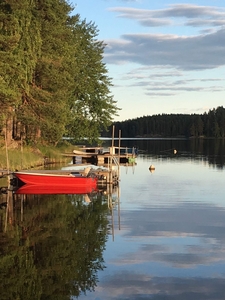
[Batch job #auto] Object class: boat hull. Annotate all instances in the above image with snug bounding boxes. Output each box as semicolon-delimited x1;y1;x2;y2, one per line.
14;171;97;187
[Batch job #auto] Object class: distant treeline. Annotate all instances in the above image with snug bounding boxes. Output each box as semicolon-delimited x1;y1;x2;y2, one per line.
102;106;225;138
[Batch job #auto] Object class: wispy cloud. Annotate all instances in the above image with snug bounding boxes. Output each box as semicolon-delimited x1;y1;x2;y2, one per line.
109;4;225;28
102;3;225;119
105;4;225;71
105;28;225;71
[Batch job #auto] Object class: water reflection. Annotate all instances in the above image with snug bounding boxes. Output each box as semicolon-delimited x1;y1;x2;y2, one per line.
90;203;225;299
115;138;225;168
15;184;97;195
0;187;119;299
77;139;225;300
1;139;225;299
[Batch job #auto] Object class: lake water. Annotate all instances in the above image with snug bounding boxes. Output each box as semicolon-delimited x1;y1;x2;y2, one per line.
1;139;225;300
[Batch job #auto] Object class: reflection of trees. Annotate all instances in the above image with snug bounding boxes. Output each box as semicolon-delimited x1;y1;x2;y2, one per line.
0;192;109;299
203;139;225;169
129;139;225;169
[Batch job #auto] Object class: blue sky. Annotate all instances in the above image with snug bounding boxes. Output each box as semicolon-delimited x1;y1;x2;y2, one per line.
70;0;225;121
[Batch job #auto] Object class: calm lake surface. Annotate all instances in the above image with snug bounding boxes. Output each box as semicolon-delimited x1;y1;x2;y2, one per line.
1;139;225;300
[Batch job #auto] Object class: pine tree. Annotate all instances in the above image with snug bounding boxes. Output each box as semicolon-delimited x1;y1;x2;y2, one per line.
0;0;42;143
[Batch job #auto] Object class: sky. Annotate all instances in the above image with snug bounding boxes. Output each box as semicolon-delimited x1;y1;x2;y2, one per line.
70;0;225;121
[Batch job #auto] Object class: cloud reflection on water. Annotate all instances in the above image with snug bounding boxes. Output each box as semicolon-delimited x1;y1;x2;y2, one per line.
95;273;225;300
79;203;225;300
78;144;225;300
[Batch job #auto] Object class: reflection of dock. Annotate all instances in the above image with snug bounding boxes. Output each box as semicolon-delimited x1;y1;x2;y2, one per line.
106;184;121;242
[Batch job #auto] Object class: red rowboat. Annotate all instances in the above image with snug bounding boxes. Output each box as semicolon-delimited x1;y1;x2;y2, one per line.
13;170;97;188
15;184;97;195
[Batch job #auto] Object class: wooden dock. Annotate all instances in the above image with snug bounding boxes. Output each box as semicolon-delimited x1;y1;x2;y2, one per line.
63;146;137;166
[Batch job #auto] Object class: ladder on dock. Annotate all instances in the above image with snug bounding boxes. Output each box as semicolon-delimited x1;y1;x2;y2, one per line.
106;155;120;184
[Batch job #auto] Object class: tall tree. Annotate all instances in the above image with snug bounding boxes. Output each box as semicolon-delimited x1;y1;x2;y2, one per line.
0;0;41;143
66;18;119;143
17;0;74;144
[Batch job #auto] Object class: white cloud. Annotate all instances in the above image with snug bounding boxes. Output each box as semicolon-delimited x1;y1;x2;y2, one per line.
109;4;225;28
105;28;225;71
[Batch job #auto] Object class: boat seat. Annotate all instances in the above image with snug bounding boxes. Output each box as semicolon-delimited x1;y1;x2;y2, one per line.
70;172;82;177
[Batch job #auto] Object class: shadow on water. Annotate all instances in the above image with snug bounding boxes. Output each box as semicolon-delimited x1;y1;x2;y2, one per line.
108;138;225;169
0;189;117;299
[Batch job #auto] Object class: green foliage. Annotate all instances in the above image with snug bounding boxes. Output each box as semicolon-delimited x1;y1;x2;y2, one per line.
65;18;119;143
0;0;119;145
0;247;42;300
105;106;225;138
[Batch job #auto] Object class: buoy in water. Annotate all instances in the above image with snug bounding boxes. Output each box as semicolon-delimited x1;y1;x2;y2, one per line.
149;165;155;170
173;149;177;154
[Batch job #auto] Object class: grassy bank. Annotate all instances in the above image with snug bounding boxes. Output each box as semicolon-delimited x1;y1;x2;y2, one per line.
0;141;74;171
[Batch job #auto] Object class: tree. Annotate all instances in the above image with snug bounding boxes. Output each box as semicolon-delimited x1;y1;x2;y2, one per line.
106;109;225;138
215;106;225;138
16;0;74;144
66;18;119;143
0;0;41;143
0;0;119;145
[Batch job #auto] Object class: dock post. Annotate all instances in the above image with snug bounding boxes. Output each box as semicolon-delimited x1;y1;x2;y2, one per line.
118;130;121;178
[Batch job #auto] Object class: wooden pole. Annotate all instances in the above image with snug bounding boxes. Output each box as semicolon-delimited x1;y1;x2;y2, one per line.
118;130;121;157
118;130;121;178
109;125;115;184
4;122;11;189
118;187;121;231
21;134;23;169
111;125;115;150
4;125;10;175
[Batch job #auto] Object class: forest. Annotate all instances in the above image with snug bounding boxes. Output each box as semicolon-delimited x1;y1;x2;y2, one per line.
103;106;225;138
0;0;119;146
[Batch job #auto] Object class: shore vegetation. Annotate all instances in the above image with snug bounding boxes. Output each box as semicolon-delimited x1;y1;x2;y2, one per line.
0;140;73;171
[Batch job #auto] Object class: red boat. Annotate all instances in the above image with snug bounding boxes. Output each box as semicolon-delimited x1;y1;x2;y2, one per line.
15;184;97;195
13;169;97;188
